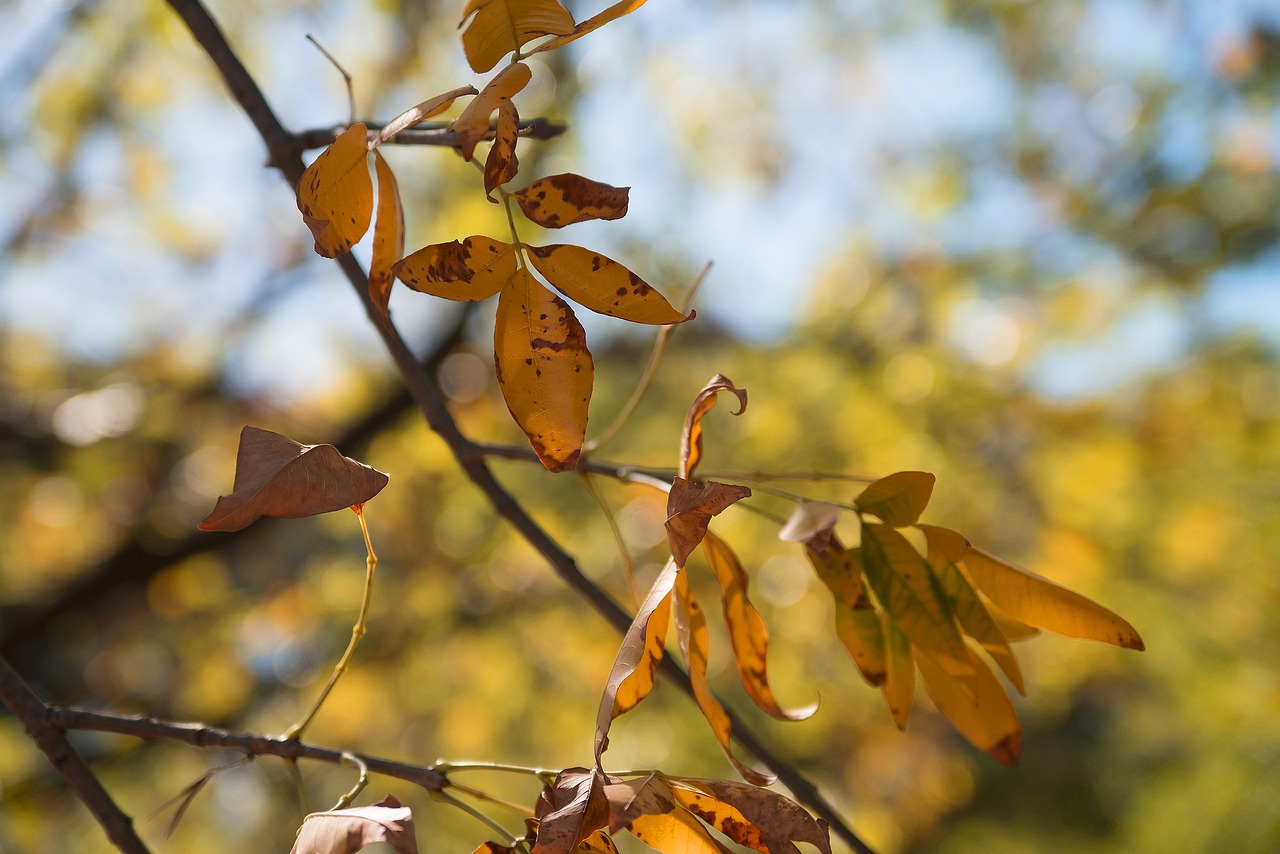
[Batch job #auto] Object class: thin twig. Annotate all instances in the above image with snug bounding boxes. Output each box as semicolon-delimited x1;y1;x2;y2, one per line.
289;118;566;155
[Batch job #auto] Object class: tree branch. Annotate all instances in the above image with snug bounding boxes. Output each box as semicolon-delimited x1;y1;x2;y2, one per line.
289;117;566;154
0;656;151;854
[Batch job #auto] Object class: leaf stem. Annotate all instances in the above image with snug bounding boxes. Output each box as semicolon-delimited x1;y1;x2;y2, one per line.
446;781;535;817
434;788;522;845
435;761;557;778
332;751;370;809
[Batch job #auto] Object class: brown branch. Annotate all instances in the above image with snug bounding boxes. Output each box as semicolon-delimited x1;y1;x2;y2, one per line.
46;706;447;793
0;656;151;854
160;3;873;852
289;117;566;154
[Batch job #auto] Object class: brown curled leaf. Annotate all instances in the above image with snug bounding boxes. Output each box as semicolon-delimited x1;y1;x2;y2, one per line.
532;768;610;854
515;174;630;228
376;86;477;147
526;244;689;325
289;796;417;854
297;123;372;258
679;375;747;481
665;477;751;567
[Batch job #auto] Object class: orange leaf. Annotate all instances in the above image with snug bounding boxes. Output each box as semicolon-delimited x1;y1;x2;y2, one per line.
460;0;576;73
394;236;517;301
674;570;774;786
530;0;648;55
917;647;1022;766
961;547;1144;650
627;810;733;854
198;427;388;532
879;611;914;729
602;773;678;832
853;471;935;527
611;575;672;719
702;531;816;721
679;375;747;481
368;151;404;325
297;123;372;258
290;796;417;854
667;786;767;854
452;62;533;160
574;831;618;854
595;559;678;764
494;268;594;471
376;86;477;147
484;102;521;201
526;245;689;325
665;477;751;567
669;778;832;854
533;769;610;854
515;174;630;228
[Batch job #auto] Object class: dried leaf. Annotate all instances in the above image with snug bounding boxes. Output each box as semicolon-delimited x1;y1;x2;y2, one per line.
297;123;372;258
494;268;594;471
961;548;1144;650
667;786;768;854
612;579;672;719
515;174;630;228
394;236;517;301
595;559;679;764
777;501;842;550
290;796;417;854
526;245;689;325
460;0;576;73
679;375;747;481
376;86;477;147
452;61;533;159
665;477;751;567
574;831;618;854
472;844;515;854
532;769;610;854
702;531;816;721
917;647;1022;766
198;427;388;532
627;810;733;854
369;151;404;324
602;773;677;831
879;611;914;729
530;0;648;55
484;101;521;201
669;778;832;854
853;471;935;527
674;570;774;786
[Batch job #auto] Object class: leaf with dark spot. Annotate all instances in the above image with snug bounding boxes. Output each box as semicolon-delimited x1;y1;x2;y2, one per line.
394;236;516;301
451;62;532;159
526;244;688;325
296;123;372;258
484;102;520;201
667;778;832;854
515;174;629;227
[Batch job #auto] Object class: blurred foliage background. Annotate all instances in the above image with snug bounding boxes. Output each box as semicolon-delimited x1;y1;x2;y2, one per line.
1;0;1278;852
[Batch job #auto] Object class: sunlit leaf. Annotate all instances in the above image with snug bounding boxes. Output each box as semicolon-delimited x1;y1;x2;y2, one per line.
669;778;833;854
679;375;748;480
984;599;1041;641
526;245;689;325
394;236;517;301
674;569;774;786
515;174;630;228
834;600;887;687
879;611;914;729
665;477;751;567
368;151;403;324
290;796;417;854
602;773;677;831
198;427;388;532
574;831;618;854
532;768;610;854
802;536;866;609
376;86;477;147
530;0;648;55
612;572;672;719
627;810;733;854
494;268;594;471
777;501;842;549
485;102;520;201
297;123;372;257
460;0;575;73
917;647;1022;767
452;62;533;160
853;471;935;527
961;548;1145;650
595;559;679;763
702;530;816;721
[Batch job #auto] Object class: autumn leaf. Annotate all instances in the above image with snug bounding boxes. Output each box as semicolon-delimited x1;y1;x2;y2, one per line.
602;773;678;831
879;611;914;729
853;471;935;527
574;831;618;854
674;570;774;786
297;123;372;257
665;477;751;567
198;427;388;532
680;375;748;481
627;809;733;854
484;101;520;200
290;796;417;854
595;558;678;764
834;599;887;687
452;61;533;160
526;245;689;325
917;648;1022;766
515;174;630;228
472;844;515;854
668;778;832;854
611;575;672;719
368;151;403;324
532;768;610;854
529;0;648;55
460;0;575;73
702;531;816;721
394;236;517;301
494;268;594;471
961;547;1145;650
375;86;477;147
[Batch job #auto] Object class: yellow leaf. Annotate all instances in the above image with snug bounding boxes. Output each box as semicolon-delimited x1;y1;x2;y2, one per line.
515;174;630;228
368;151;403;325
394;236;517;301
860;522;974;680
526;245;689;325
918;525;1024;693
460;0;576;73
611;584;671;718
984;599;1041;641
574;831;617;854
296;123;372;258
853;471;935;527
669;778;831;854
494;268;593;471
961;547;1144;650
452;62;533;160
701;531;816;721
803;538;866;609
916;647;1022;766
531;0;648;55
626;810;732;854
834;604;887;687
674;570;773;786
485;102;521;201
879;611;914;729
375;86;477;147
668;787;767;854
